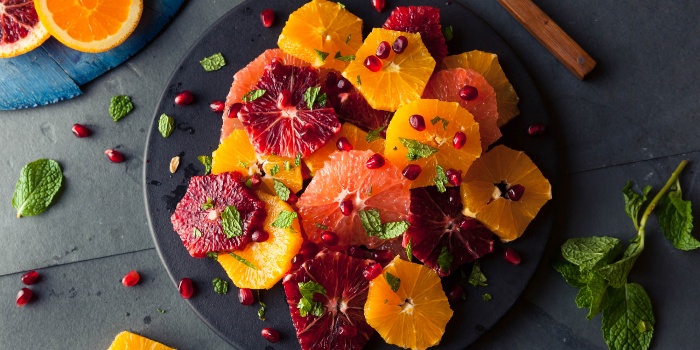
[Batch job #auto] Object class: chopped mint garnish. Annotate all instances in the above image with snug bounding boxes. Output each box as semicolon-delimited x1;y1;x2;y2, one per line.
213;278;229;294
157;308;166;314
109;95;134;122
406;238;413;262
273;180;291;201
346;34;351;44
315;222;328;230
269;164;280;176
158;114;175;138
200;53;226;71
297;281;326;317
434;165;449;193
294;153;302;167
399;138;438;161
303;86;327;110
272;210;298;229
366;126;385;143
385;272;401;292
229;252;259;270
242;89;266;103
12;159;63;218
198;155;212;175
258;301;267;321
207;252;218;260
192;227;202;238
356;75;362;85
244;178;253;188
201;198;214;210
314;49;329;62
468;261;488;287
430;116;449;130
359;209;409;239
437;246;453;272
221;206;243;238
334;51;355;62
482;293;492;301
443;26;454;42
237;161;249;168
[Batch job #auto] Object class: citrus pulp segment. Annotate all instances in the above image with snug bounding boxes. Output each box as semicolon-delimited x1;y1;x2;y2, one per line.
107;331;174;350
211;129;259;177
0;0;50;58
259;154;304;194
304;123;385;176
382;6;447;65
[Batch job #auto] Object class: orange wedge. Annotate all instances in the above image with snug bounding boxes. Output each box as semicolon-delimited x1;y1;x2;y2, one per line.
304;123;385;175
107;331;174;350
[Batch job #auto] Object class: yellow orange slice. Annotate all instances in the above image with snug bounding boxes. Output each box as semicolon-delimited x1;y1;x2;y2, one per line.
107;331;174;350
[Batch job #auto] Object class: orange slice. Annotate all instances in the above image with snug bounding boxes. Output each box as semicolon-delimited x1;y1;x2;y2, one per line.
258;154;304;194
107;331;174;350
0;0;50;58
304;123;385;175
364;256;453;350
34;0;143;53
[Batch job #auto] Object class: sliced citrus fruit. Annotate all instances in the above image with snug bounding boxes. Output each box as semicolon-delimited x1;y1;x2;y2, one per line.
217;191;303;289
382;6;447;65
364;256;453;350
298;150;410;249
460;145;551;241
259;154;304;194
422;68;501;150
107;331;174;350
0;0;50;58
443;51;520;126
211;129;259;177
384;99;481;188
342;28;435;112
34;0;143;53
336;90;394;132
304;123;385;176
278;0;363;72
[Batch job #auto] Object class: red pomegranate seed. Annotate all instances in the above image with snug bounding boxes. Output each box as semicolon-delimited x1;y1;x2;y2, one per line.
453;131;467;149
372;0;385;12
174;90;194;106
291;253;306;269
409;114;426;131
504;248;522;265
445;168;462;186
325;71;338;89
528;123;546;136
121;270;140;287
261;327;280;343
21;270;40;285
366;153;385;169
260;9;275;28
392;36;408;54
336;77;350;92
506;184;526;201
376;41;391;59
363;263;382;281
178;278;194;299
16;288;32;307
321;231;339;246
71;123;90;138
287;192;298;205
448;285;466;302
210;100;225;113
338;325;358;338
250;173;262;187
104;149;124;163
371;250;393;264
251;230;269;243
239;288;255;305
277;89;292;109
336;137;353;151
339;199;354;216
364;55;382;72
228;103;243;119
300;241;319;259
459;85;478;101
402;164;422;180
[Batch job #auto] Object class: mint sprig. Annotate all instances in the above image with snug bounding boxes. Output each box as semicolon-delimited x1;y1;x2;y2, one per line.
434;165;448;193
303;86;327;110
273;180;291;201
158;114;175;138
12;159;63;218
385;272;400;292
359;209;408;239
200;53;226;71
297;281;326;317
272;210;297;229
242;89;266;103
399;138;438;161
221;206;243;238
109;95;133;122
198;155;212;175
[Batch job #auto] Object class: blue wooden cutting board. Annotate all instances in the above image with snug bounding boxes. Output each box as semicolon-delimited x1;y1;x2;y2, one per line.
0;0;185;110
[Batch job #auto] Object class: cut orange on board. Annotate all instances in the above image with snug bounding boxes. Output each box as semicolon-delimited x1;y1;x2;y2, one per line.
217;192;303;289
0;0;50;58
34;0;143;53
278;0;363;71
342;28;435;112
422;68;501;150
107;331;174;350
304;123;385;175
443;51;520;126
384;99;481;188
364;256;453;350
460;145;551;241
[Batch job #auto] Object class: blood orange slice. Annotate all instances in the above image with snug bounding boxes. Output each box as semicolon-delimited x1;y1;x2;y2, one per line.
0;0;50;58
382;6;447;66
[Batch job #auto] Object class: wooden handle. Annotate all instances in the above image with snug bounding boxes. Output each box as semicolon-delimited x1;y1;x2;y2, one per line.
498;0;596;80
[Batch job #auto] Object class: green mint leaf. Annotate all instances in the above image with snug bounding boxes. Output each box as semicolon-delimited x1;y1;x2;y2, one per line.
443;25;454;42
561;236;622;270
359;209;383;237
310;302;325;317
157;308;166;314
482;293;492;301
207;252;218;260
258;301;266;321
242;89;266;103
430;116;449;130
334;51;355;62
622;181;651;230
299;281;326;300
553;261;590;288
314;49;329;62
434;165;448;193
356;75;361;86
12;159;63;218
244;178;253;188
201;198;214;210
597;255;639;289
379;221;409;239
297;281;326;317
158;114;175;138
656;180;700;250
346;34;351;44
315;222;328;230
602;283;654;350
575;274;609;319
438;246;453;273
468;261;488;287
237;161;249;168
385;272;401;292
366;126;386;143
303;86;321;110
272;210;298;229
109;95;133;122
192;227;202;238
228;252;259;270
337;2;345;9
399;137;438;161
200;53;226;71
212;278;229;294
273;180;291;201
221;206;243;238
406;238;413;262
284;160;291;171
294;153;302;167
198;155;212;175
269;164;280;176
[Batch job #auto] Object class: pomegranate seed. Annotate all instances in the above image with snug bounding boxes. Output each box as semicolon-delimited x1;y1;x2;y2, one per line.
506;184;526;201
364;55;382;72
105;149;124;163
71;123;90;138
300;241;319;259
260;9;275;28
228;103;243;119
251;230;269;243
321;231;339;246
325;71;338;89
459;85;478;101
121;270;140;287
21;271;40;285
504;248;522;265
402;164;422;180
339;199;353;216
445;169;462;186
16;288;32;307
392;36;408;54
363;263;382;281
372;0;385;12
336;137;353;151
277;89;292;109
291;253;306;269
250;173;262;187
365;153;385;169
210;100;225;113
336;77;350;92
371;250;393;264
448;285;466;302
178;278;194;299
238;288;255;305
338;325;358;338
261;327;280;343
453;131;467;149
174;90;194;106
376;41;391;59
409;114;426;131
528;123;546;136
287;192;298;205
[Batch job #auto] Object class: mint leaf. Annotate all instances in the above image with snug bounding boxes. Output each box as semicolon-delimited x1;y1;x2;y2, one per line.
192;227;202;238
242;89;266;103
602;283;654;350
359;209;383;237
269;164;280;176
366;126;386;143
200;53;226;71
228;252;259;270
297;281;326;317
430;116;449;130
356;75;361;86
315;222;328;230
561;236;622;270
577;274;609;319
385;272;401;292
273;180;291;201
622;181;651;230
158;114;175;138
314;49;329;62
443;25;454;42
272;210;297;229
201;198;214;210
346;34;351;44
482;293;492;301
198;155;212;175
207;252;218;260
598;241;644;288
12;159;63;218
434;165;448;193
379;221;408;239
657;181;700;250
334;51;355;62
258;301;266;321
438;246;453;272
244;179;253;188
399;138;438;161
221;206;243;238
294;153;302;167
406;238;413;262
468;261;488;287
212;278;229;294
303;86;327;110
237;161;249;168
553;261;590;288
109;95;133;122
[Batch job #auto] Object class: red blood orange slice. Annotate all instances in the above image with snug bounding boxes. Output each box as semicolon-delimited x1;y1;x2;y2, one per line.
382;6;447;66
0;0;50;58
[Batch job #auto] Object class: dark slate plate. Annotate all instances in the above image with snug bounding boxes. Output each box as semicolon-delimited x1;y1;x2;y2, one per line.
144;0;557;349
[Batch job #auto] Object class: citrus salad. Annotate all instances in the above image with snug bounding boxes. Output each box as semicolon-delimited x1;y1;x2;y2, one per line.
170;1;551;349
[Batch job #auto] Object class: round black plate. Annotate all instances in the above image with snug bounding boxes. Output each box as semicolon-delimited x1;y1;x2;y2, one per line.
144;1;556;349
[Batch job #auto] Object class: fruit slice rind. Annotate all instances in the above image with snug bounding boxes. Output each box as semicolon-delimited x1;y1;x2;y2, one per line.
0;0;50;59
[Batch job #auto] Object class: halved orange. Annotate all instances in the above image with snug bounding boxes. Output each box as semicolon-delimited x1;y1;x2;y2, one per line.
35;0;143;53
0;0;50;58
304;123;385;175
107;331;174;350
